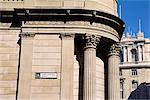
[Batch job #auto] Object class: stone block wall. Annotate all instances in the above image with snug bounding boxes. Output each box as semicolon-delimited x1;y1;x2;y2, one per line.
31;34;61;100
0;28;20;100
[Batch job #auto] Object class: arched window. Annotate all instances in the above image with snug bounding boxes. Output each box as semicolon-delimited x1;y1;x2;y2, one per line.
131;49;137;62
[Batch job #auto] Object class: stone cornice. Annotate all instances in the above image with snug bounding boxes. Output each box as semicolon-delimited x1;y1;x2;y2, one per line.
23;21;117;35
119;63;150;69
0;9;125;38
21;20;120;41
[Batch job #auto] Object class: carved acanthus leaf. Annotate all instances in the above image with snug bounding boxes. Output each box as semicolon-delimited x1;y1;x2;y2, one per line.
109;42;121;55
84;34;101;49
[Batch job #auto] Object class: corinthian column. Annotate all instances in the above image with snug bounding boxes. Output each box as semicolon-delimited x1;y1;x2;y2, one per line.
83;34;100;100
108;43;120;100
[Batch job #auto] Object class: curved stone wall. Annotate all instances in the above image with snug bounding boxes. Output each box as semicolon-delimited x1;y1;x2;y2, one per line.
0;0;117;15
0;0;124;99
96;57;104;100
73;55;80;100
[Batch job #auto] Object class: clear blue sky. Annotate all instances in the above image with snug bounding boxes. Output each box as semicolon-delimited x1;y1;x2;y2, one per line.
118;0;150;38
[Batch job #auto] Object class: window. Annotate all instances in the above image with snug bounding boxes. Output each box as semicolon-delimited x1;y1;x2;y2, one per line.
120;50;123;63
132;80;138;89
119;69;122;76
131;49;137;62
140;45;143;61
138;45;144;61
131;69;138;76
120;79;124;99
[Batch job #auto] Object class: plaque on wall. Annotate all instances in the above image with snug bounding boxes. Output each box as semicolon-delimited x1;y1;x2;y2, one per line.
35;72;57;79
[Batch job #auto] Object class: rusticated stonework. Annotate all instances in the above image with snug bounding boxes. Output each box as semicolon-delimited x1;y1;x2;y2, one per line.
84;34;101;49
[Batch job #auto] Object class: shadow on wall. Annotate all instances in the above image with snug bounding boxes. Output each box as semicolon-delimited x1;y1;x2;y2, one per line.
128;82;150;100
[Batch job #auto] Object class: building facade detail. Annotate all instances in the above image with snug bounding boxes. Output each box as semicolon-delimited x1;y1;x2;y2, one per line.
83;34;100;100
18;32;35;100
0;0;125;100
119;32;150;100
109;43;121;56
84;34;101;49
19;32;35;38
108;42;121;100
60;33;75;100
60;33;75;39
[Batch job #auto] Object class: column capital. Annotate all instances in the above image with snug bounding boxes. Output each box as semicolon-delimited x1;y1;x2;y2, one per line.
19;32;35;38
108;42;121;56
84;34;101;49
137;43;144;46
60;33;75;39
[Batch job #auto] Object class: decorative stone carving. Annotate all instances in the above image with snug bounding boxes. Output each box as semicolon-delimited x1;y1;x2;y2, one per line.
60;33;75;39
84;34;101;49
24;21;117;36
109;42;121;56
19;32;35;38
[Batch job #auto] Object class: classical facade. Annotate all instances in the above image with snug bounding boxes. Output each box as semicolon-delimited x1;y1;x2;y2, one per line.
0;0;124;100
119;31;150;100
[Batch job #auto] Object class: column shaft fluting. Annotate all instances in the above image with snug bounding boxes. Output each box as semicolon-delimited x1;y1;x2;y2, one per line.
83;34;100;100
84;48;96;100
108;43;120;100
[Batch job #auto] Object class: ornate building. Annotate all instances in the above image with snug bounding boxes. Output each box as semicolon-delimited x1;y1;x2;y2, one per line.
0;0;124;100
119;31;150;100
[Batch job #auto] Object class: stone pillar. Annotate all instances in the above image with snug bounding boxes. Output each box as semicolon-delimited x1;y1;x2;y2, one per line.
108;43;120;100
60;33;75;100
18;33;35;100
83;34;100;100
138;45;142;62
127;47;131;62
123;46;127;62
142;45;145;61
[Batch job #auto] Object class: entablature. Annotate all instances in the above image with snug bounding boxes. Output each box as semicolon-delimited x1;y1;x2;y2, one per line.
0;8;125;41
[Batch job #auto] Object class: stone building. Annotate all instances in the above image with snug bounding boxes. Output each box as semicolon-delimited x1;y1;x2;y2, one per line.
119;31;150;100
0;0;124;100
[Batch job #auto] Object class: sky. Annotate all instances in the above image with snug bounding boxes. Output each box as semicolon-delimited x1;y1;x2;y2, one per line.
118;0;150;38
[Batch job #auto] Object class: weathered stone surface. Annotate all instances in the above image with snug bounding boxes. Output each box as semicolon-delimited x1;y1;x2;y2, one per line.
0;0;125;99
